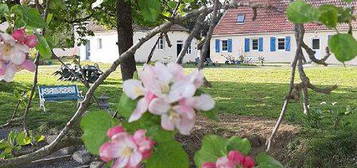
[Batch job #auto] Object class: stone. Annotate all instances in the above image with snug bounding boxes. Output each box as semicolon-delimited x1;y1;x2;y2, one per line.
90;161;104;168
72;150;92;164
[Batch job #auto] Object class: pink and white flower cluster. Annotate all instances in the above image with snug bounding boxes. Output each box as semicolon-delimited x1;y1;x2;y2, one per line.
100;126;155;168
123;63;215;135
203;151;255;168
0;24;37;82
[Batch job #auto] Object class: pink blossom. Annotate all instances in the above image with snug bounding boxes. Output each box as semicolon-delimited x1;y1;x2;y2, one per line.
202;150;255;168
202;162;217;168
11;29;38;48
216;156;235;168
0;33;29;65
99;128;154;168
25;35;38;48
132;130;155;159
242;156;255;168
12;29;27;44
107;126;125;138
123;63;215;135
228;151;245;165
20;59;36;72
0;62;16;82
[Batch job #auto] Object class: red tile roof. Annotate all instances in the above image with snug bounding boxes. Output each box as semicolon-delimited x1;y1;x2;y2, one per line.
213;0;357;35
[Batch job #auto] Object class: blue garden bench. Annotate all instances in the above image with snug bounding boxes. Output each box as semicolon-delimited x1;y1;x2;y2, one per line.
38;85;83;112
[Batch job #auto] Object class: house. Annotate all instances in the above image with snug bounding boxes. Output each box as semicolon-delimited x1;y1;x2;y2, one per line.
77;23;199;63
211;0;357;65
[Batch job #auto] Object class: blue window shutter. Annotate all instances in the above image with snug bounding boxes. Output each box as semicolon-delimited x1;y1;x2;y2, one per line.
244;38;250;52
285;36;291;51
228;39;233;52
270;37;276;52
258;37;263;52
215;39;220;53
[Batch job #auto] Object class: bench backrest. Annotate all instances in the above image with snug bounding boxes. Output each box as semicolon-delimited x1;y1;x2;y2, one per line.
38;85;81;101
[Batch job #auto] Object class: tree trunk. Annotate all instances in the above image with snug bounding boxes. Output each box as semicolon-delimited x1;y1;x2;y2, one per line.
116;0;137;80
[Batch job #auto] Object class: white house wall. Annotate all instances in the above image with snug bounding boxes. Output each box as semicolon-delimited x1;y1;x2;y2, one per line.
79;31;198;64
210;30;357;65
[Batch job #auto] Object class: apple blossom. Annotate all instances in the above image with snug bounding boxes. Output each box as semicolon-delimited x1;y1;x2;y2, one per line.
202;150;256;168
123;62;215;135
100;127;154;168
0;27;37;82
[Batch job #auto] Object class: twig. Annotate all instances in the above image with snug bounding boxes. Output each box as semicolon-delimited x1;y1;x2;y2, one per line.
301;41;330;66
146;35;161;64
266;24;304;152
22;53;40;135
176;12;208;64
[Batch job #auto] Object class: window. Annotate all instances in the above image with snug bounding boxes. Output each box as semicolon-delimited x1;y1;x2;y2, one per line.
237;14;245;24
158;37;164;49
222;40;228;51
278;38;285;50
312;39;320;49
187;43;192;54
97;38;102;49
252;39;258;50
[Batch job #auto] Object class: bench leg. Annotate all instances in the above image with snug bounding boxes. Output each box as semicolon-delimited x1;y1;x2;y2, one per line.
40;100;46;112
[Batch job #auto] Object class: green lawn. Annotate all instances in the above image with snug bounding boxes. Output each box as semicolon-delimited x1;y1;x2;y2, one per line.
1;64;357;130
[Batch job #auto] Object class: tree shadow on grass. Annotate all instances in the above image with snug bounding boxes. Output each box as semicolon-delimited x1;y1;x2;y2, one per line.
1;80;356;133
203;81;357;123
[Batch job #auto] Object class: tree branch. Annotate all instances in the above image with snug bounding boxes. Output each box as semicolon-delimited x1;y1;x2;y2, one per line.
176;12;208;64
266;24;304;152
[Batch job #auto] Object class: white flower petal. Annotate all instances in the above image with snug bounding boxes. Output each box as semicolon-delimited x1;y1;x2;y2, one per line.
129;98;148;122
123;79;145;100
168;81;196;103
194;94;215;111
148;98;170;115
161;114;175;131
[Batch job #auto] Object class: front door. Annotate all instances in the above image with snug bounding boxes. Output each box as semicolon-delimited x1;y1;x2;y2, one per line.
312;38;321;59
177;41;183;56
85;40;91;60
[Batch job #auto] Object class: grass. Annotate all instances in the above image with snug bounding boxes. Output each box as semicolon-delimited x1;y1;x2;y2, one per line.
1;64;357;130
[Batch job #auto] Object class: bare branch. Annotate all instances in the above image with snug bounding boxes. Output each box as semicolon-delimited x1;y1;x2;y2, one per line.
198;0;220;70
176;12;208;64
266;24;304;152
301;42;330;66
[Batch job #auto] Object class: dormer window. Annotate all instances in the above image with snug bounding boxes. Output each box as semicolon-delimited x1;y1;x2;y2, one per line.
237;14;245;24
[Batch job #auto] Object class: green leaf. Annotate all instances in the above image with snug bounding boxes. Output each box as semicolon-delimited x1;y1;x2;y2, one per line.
287;0;320;24
167;1;177;9
328;33;357;62
35;34;52;59
0;3;9;17
226;137;251;155
35;135;46;143
117;93;137;120
194;135;228;168
256;152;284;168
16;132;31;146
46;13;54;24
146;139;189;168
11;5;47;28
183;0;194;3
137;0;161;23
49;0;65;10
318;5;338;28
80;111;119;155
